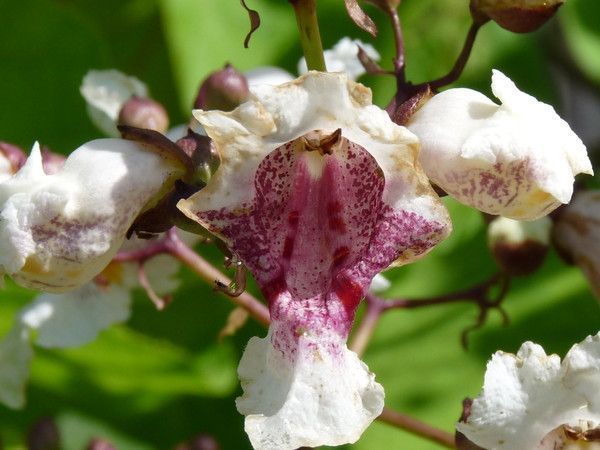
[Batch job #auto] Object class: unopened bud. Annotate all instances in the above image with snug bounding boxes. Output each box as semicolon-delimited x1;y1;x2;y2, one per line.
118;96;169;133
173;434;220;450
86;438;116;450
195;64;249;111
26;417;60;450
553;190;600;300
0;141;27;174
176;130;219;183
487;216;551;276
470;0;564;33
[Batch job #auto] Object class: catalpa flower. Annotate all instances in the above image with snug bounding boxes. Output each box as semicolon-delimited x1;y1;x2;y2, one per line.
408;70;592;220
457;332;600;450
178;71;451;449
0;140;185;292
0;234;189;409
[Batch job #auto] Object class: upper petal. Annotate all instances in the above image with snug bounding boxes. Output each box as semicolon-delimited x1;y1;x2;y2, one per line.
408;70;592;220
0;139;184;292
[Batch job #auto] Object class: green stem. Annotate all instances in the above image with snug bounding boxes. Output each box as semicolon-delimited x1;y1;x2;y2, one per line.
290;0;326;71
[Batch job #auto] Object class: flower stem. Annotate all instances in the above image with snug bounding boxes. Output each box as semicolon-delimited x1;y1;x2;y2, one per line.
164;230;271;326
429;21;481;89
378;408;456;448
290;0;326;71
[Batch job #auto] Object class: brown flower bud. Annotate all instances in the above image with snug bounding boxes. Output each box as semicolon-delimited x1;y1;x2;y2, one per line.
26;417;60;450
487;216;551;276
470;0;564;33
173;434;220;450
118;96;169;133
194;64;249;111
553;190;600;300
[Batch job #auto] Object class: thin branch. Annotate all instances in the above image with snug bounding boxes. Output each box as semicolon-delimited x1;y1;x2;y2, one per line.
429;22;481;90
164;230;271;326
378;407;456;449
390;8;406;85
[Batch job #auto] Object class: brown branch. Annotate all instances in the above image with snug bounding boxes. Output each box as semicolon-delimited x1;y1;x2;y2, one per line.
378;407;456;448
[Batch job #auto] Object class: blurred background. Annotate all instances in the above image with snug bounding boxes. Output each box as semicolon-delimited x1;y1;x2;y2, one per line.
0;0;599;448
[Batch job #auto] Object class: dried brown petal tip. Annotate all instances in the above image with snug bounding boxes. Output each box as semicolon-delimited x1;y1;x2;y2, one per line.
456;399;486;450
194;64;249;112
392;85;433;126
118;96;169;133
344;0;378;36
470;0;564;33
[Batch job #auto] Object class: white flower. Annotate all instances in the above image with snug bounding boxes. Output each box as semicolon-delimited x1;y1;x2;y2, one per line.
0;233;189;409
298;37;380;81
80;69;148;137
179;71;451;449
0;139;184;292
553;190;600;300
408;70;593;220
457;332;600;450
0;151;13;182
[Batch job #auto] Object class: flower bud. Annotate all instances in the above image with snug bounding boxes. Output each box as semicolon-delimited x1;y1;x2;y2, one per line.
470;0;564;33
173;434;220;450
0;141;27;174
176;130;219;183
487;216;551;276
86;438;116;450
118;96;169;133
194;64;249;111
26;417;60;450
553;190;600;300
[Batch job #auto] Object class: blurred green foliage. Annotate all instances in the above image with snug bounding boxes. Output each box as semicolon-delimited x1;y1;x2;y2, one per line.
0;0;599;449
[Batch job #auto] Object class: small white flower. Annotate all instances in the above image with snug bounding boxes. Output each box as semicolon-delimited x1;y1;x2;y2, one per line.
298;37;380;81
0;139;184;292
80;69;148;137
0;232;189;409
457;332;600;450
179;71;451;449
408;70;592;220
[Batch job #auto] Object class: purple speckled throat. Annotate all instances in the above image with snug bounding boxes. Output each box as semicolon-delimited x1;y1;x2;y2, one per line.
197;129;445;355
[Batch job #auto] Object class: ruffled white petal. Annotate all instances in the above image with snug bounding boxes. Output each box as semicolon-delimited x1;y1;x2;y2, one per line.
237;329;384;450
457;332;600;450
0;139;183;292
298;37;380;81
80;69;148;137
408;70;592;220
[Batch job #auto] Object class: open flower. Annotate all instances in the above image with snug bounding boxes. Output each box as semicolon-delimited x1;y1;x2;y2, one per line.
553;190;600;301
457;333;600;450
408;70;592;220
178;71;451;449
0;234;188;409
0;139;185;292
